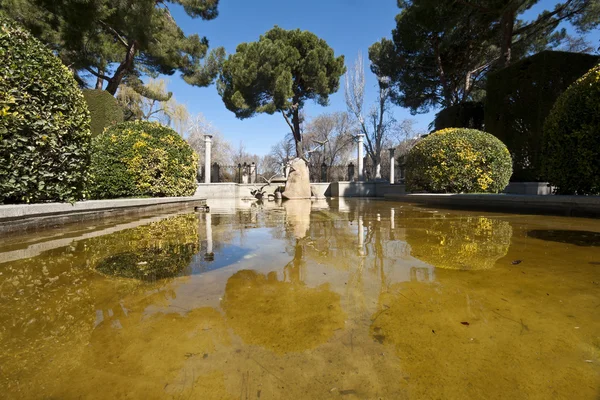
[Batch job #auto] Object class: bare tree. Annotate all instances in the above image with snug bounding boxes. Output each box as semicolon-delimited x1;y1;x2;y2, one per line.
393;119;424;158
304;112;356;172
559;34;596;53
185;113;233;167
116;79;189;135
345;53;396;179
268;134;296;172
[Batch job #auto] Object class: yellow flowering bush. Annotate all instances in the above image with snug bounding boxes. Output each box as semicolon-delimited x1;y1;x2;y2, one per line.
542;65;600;195
406;128;512;193
89;121;198;198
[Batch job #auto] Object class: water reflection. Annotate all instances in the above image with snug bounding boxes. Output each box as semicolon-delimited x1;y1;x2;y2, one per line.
222;268;345;353
405;216;513;270
2;200;600;399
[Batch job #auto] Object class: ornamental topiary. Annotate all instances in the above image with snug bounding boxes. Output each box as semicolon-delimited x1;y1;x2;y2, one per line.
89;120;198;199
0;15;91;204
82;89;124;137
542;64;600;195
406;128;512;193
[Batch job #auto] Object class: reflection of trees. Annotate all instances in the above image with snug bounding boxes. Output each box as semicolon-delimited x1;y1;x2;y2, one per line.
0;214;203;397
221;268;345;354
88;213;200;279
405;216;513;270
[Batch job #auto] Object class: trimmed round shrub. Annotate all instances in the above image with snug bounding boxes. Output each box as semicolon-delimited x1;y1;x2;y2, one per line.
82;89;124;137
0;15;91;204
90;121;198;199
406;128;512;193
543;65;600;195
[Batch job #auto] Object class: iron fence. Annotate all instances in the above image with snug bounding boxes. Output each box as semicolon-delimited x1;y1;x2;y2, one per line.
200;163;259;183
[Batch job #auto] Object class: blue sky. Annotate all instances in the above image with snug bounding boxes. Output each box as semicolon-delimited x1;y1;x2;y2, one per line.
162;0;598;156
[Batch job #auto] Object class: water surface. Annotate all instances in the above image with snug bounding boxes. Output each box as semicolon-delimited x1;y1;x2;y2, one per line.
1;198;599;399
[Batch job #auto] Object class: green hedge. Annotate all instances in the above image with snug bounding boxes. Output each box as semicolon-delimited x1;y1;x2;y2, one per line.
82;89;123;136
434;101;484;131
542;65;600;195
485;50;599;181
89;121;198;199
0;14;91;204
406;128;512;193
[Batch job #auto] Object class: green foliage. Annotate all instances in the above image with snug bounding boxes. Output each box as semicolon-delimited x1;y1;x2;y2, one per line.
0;14;91;204
89;121;198;199
406;128;512;193
218;26;345;157
434;102;484;131
542;64;600;195
82;89;123;136
370;0;498;114
371;0;598;114
0;0;224;94
93;214;199;281
485;51;599;181
406;216;513;270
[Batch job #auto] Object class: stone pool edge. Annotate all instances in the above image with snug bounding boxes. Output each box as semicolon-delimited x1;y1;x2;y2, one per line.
384;193;600;218
0;197;207;234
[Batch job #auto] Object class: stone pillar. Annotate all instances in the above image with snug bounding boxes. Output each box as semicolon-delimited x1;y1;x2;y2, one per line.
204;135;212;183
242;163;249;184
250;162;256;183
389;148;396;184
357;134;365;181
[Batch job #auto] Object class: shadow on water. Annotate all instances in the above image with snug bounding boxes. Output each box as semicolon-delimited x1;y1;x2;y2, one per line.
527;229;600;247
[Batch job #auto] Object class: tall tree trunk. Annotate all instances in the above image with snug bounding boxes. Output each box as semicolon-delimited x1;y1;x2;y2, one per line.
105;41;138;95
292;106;304;159
499;6;516;68
95;69;104;90
433;36;453;106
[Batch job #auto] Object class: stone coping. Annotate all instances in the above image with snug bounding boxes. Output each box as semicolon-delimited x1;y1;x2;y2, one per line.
0;197;206;234
0;197;203;220
384;193;600;218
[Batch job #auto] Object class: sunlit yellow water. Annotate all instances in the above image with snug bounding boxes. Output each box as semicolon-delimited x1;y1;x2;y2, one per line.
1;198;599;399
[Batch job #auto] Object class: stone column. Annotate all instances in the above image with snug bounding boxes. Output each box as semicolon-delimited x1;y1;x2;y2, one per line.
389;148;396;184
204;135;212;184
357;134;365;181
250;162;256;184
390;208;395;230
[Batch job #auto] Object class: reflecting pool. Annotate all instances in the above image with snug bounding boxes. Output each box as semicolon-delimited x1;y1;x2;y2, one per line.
0;199;599;399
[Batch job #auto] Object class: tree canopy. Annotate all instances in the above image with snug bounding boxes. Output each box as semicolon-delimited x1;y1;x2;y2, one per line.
0;0;224;94
217;26;346;158
372;0;599;114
